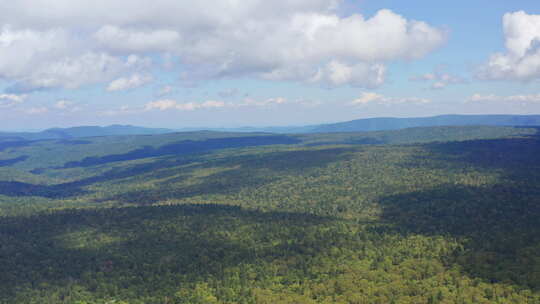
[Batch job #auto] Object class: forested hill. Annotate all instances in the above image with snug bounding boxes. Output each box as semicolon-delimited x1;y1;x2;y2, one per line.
307;114;540;133
0;126;532;171
0;126;539;303
0;125;173;141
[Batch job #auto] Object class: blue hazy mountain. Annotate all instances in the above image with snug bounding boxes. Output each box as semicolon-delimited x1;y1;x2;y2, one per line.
0;125;174;141
2;115;540;141
305;114;540;133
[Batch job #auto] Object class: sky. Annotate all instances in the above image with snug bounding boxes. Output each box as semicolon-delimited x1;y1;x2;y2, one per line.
0;0;540;130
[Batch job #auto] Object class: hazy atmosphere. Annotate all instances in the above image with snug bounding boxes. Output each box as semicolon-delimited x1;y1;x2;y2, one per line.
1;0;539;130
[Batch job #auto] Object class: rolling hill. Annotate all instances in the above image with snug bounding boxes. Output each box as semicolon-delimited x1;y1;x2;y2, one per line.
0;126;539;303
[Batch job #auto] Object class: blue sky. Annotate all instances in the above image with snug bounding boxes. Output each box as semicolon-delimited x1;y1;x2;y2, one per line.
0;0;539;130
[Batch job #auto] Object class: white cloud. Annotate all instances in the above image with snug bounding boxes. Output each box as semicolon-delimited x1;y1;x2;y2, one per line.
468;93;540;103
0;0;341;29
144;99;226;111
25;106;49;114
100;105;138;116
307;61;386;88
478;11;540;81
28;53;148;90
351;92;430;106
107;74;152;91
95;26;181;53
54;100;72;109
430;82;446;90
53;99;83;113
0;2;445;89
0;26;151;91
144;97;290;111
174;100;226;111
157;85;174;96
0;26;72;89
351;92;385;104
144;99;177;111
0;94;27;107
410;69;466;89
240;97;288;106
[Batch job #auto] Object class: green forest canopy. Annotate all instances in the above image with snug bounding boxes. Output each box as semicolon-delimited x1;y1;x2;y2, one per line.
0;126;539;303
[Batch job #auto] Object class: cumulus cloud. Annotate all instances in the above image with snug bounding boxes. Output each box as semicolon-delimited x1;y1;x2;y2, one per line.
351;92;430;106
28;53;149;90
0;1;445;89
478;11;540;81
0;0;341;29
468;93;540;103
107;74;152;91
0;26;151;91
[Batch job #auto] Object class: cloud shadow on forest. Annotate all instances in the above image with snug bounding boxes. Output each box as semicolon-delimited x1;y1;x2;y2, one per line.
99;147;355;204
377;129;540;290
0;155;29;167
0;147;354;200
0;204;338;302
61;135;301;168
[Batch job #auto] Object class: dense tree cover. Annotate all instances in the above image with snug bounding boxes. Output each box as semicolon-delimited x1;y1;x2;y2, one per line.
0;126;532;172
0;127;539;303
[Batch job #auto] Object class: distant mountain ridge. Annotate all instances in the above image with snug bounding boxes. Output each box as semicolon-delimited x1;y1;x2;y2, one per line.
181;114;540;133
305;114;540;133
2;115;540;141
0;125;174;141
